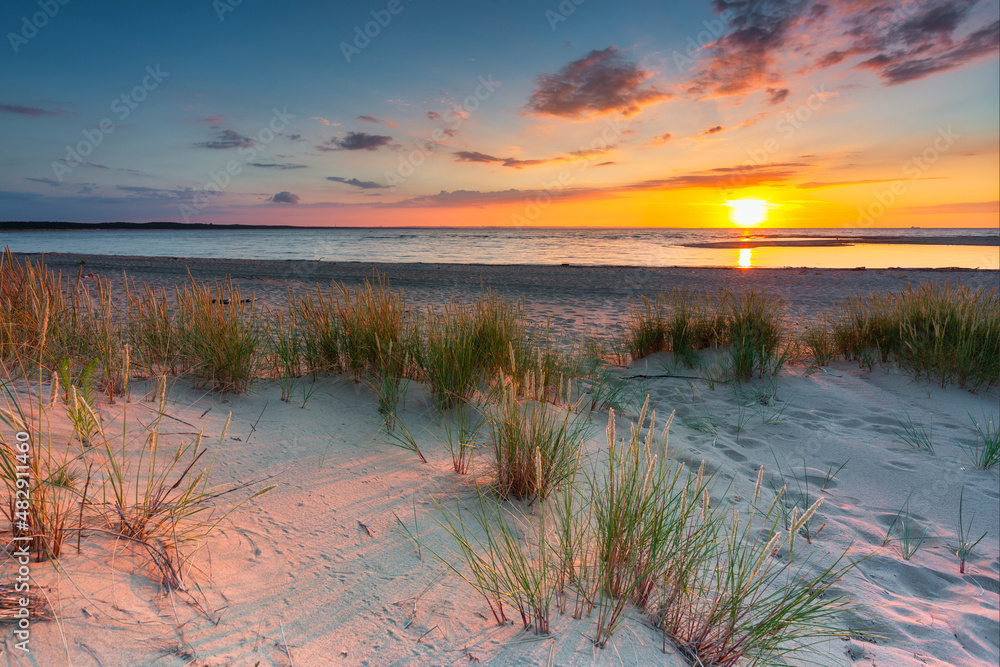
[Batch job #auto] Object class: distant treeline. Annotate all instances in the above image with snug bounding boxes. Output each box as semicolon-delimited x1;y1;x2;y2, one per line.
0;221;303;231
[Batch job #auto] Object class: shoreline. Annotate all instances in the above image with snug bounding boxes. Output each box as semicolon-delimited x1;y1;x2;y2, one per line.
17;251;999;321
682;235;1000;248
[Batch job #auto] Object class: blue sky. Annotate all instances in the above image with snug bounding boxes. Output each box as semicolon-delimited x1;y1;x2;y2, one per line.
1;0;998;227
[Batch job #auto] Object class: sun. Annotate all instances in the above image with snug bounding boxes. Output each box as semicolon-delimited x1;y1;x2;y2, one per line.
726;198;771;227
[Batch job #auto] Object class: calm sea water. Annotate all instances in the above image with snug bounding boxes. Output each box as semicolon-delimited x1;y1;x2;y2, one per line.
1;227;998;269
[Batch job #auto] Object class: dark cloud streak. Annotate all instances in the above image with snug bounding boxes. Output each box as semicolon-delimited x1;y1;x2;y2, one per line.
195;129;254;149
326;176;389;189
0;103;71;116
319;132;393;151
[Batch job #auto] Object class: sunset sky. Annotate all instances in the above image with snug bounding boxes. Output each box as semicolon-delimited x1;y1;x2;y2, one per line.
1;0;998;228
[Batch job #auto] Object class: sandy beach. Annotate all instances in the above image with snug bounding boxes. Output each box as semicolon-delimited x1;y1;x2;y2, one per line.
3;254;998;667
19;251;1000;339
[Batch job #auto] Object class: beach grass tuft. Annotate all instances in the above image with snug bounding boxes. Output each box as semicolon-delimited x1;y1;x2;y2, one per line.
897;413;934;453
432;397;857;659
626;288;787;380
955;486;987;574
485;380;587;501
0;368;78;560
830;282;999;389
1;366;274;584
965;411;999;470
176;276;262;393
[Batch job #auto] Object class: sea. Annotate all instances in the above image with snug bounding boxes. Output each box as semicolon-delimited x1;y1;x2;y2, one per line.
1;227;998;270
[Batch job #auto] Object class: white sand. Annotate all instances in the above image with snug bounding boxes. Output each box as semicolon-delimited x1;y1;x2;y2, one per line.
3;259;998;666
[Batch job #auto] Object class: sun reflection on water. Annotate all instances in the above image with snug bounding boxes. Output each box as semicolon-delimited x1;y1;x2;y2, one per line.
738;247;753;268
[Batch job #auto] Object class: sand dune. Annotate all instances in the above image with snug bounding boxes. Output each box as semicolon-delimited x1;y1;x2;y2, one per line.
17;358;999;666
4;258;998;666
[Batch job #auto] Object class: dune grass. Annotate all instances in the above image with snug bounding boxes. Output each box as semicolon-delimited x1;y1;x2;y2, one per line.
626;289;728;363
955;486;987;574
125;279;181;377
440;403;483;474
830;282;999;389
725;289;788;380
0;367;273;585
0;368;79;560
0;248;67;370
896;413;934;453
419;303;488;410
965;411;999;470
6;248;992;404
485;380;588;501
431;397;857;658
434;488;557;634
176;276;263;393
802;321;835;367
296;277;410;379
625;289;787;380
417;291;537;410
267;307;304;402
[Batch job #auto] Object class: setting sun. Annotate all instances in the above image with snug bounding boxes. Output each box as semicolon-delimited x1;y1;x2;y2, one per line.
727;199;771;227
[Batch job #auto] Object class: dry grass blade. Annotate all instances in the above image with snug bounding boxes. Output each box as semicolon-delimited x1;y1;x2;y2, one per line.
0;582;54;622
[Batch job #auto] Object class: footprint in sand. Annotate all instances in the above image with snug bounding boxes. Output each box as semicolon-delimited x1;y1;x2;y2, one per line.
866;415;902;427
883;458;919;472
716;445;747;463
789;409;823;422
813;474;840;491
875;508;928;528
735;436;767;450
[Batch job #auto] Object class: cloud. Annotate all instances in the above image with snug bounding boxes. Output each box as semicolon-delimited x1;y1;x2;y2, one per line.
311;116;339;126
765;87;790;105
896;199;999;215
501;158;550;168
28;177;103;195
567;146;615;158
250;162;308;170
596;161;616;166
83;162;150;176
453;145;614;169
452;151;556;169
650;132;672;145
356;114;397;128
797;179;890;189
701;125;725;136
525;46;670;118
426;111;441;120
0;103;70;116
319;132;393;151
268;191;300;204
389;161;806;208
453;151;501;163
389;188;553;207
624;162;806;190
284;133;303;141
687;0;809;98
116;185;200;200
853;16;1000;84
195;129;254;149
816;50;847;67
326;176;389;189
690;0;1000;98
